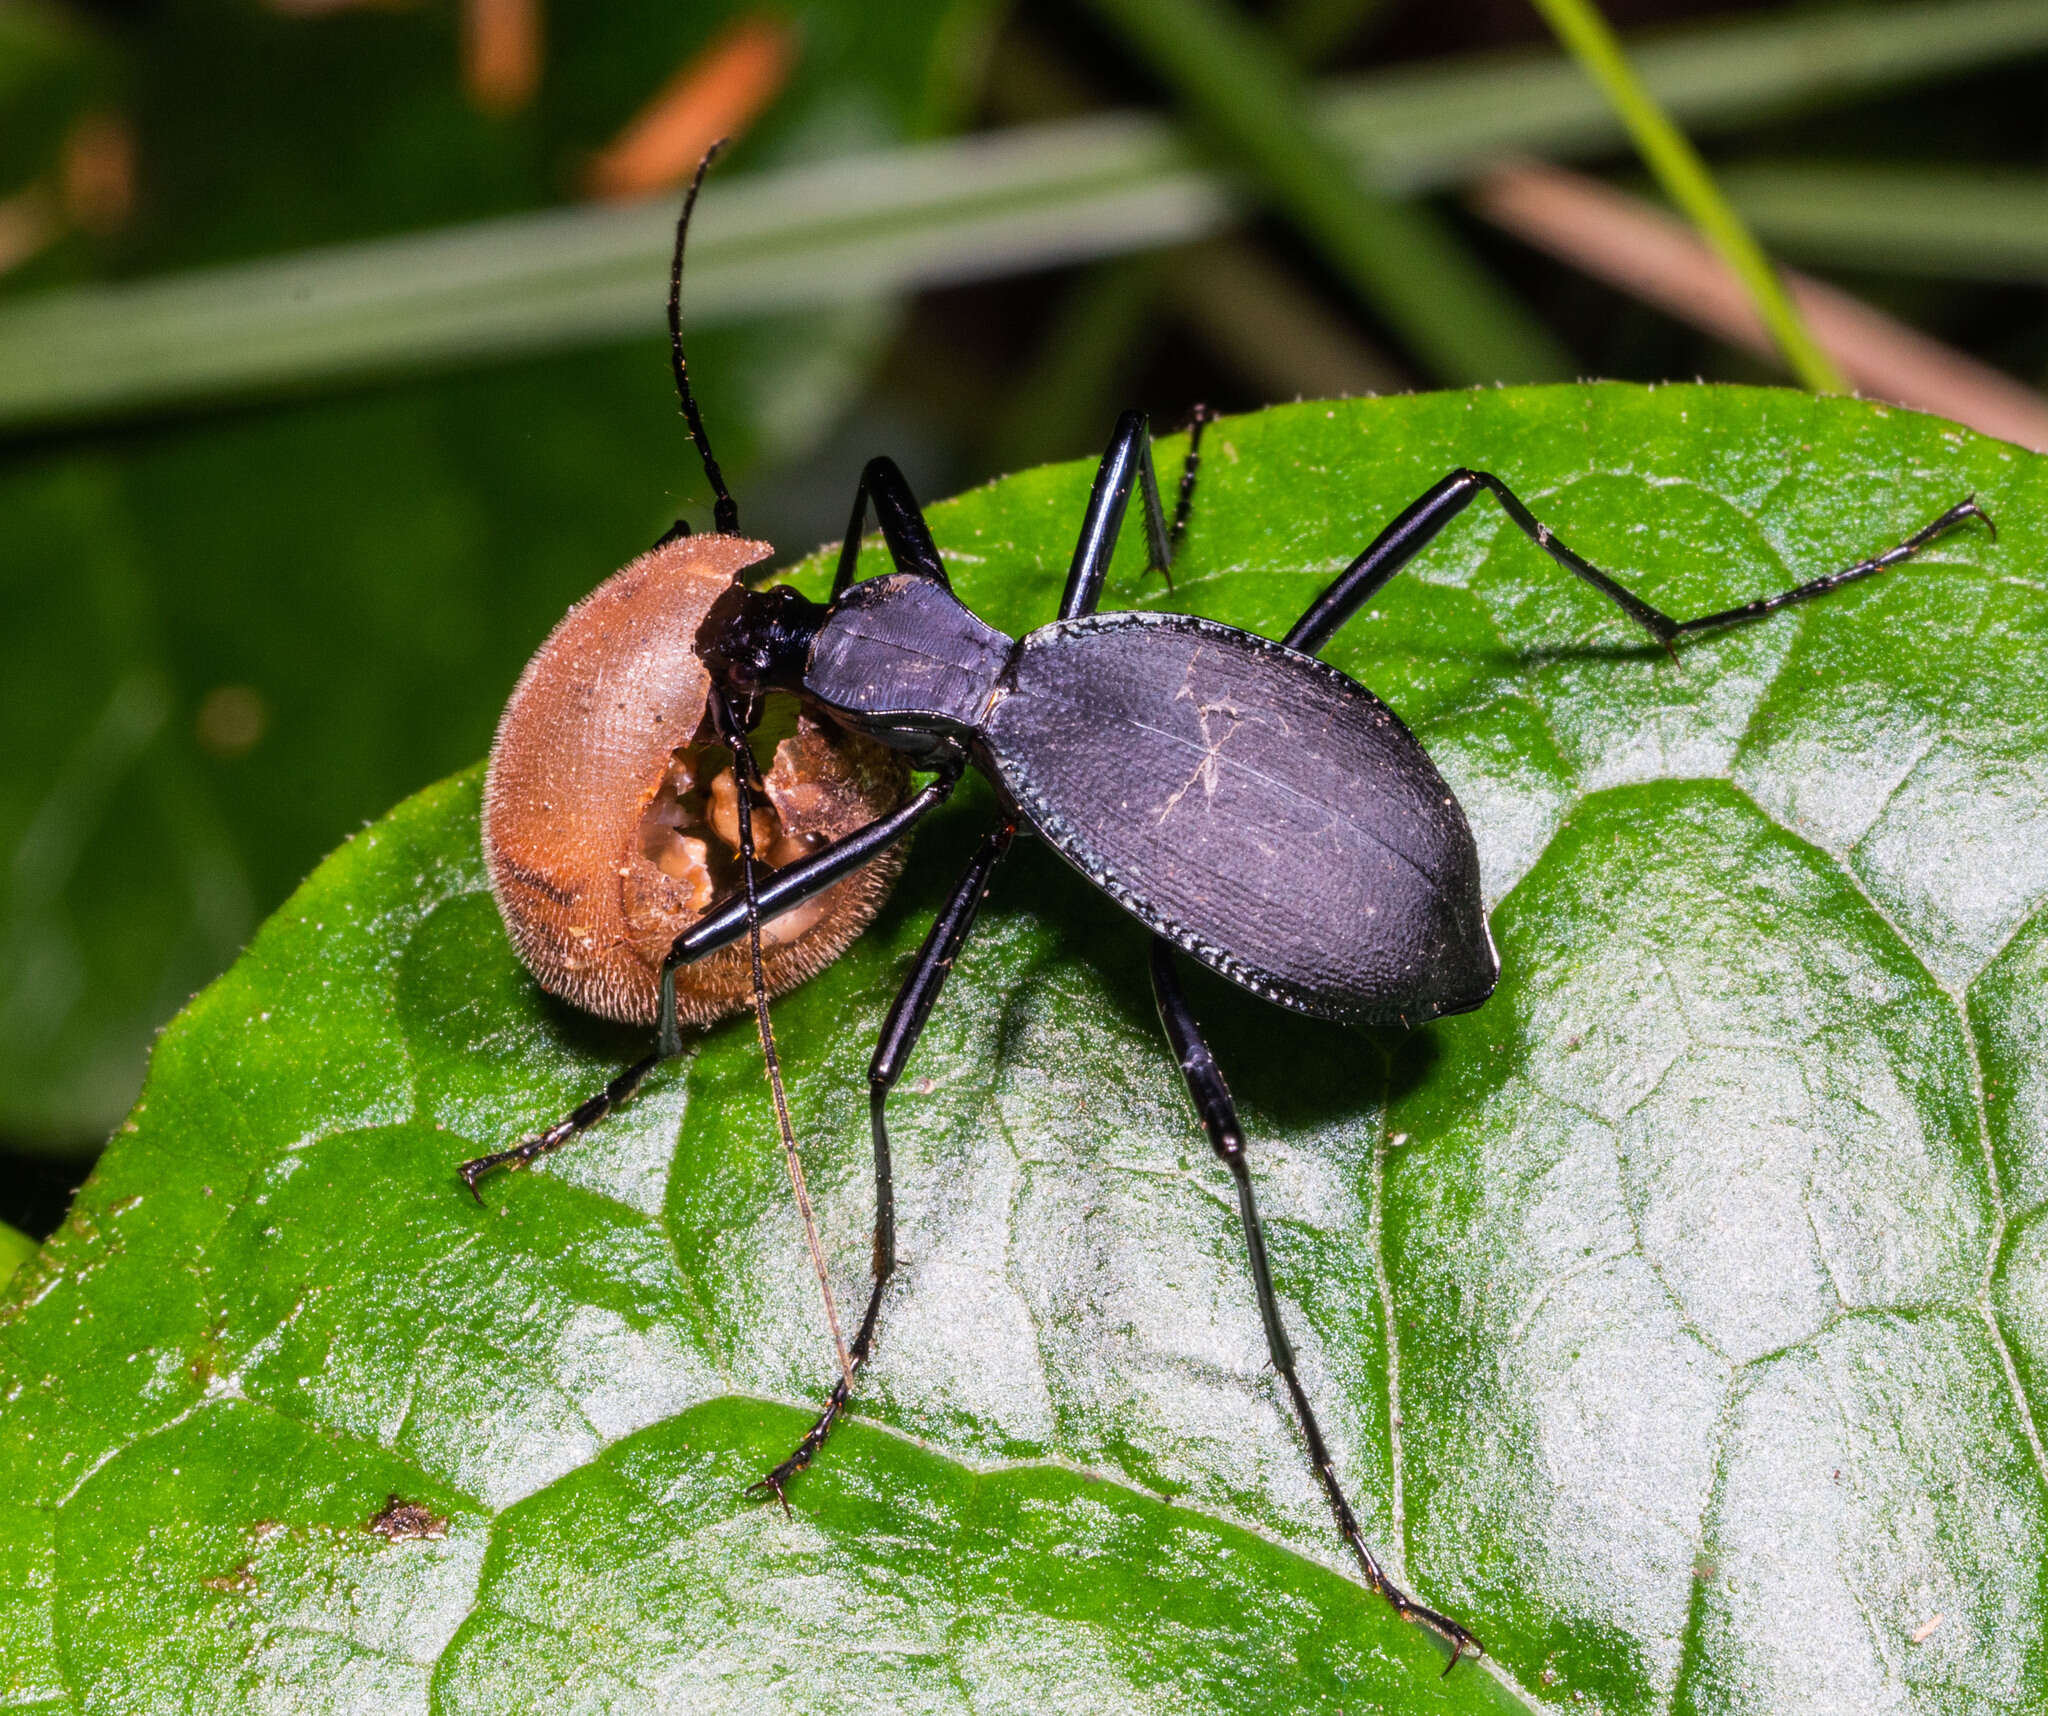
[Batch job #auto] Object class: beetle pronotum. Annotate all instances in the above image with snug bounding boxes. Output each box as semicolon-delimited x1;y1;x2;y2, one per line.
466;151;1993;1671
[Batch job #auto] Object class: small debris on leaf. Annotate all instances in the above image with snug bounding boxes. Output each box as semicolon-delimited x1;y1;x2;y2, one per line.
366;1496;449;1542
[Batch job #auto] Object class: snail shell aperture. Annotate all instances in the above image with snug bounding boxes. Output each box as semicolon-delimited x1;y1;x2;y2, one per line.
482;532;912;1027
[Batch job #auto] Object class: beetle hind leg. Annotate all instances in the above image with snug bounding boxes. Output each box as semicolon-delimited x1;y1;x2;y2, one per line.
1148;939;1485;1671
1284;470;1993;661
746;820;1016;1502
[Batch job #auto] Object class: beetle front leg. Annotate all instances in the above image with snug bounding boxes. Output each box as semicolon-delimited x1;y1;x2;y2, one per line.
832;455;953;596
1149;939;1485;1672
749;819;1016;1507
461;773;960;1199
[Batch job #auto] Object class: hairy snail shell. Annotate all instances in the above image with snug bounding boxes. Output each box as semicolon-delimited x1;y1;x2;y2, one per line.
482;532;911;1027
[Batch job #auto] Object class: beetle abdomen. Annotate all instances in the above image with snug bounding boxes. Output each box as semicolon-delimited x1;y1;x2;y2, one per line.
483;534;909;1028
981;612;1497;1026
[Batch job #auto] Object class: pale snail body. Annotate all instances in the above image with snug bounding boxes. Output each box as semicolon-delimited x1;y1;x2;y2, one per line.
482;531;912;1029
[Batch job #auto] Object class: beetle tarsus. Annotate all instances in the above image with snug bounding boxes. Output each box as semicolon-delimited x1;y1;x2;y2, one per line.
1166;403;1212;568
464;1050;665;1198
1348;1524;1485;1668
1666;491;1994;639
749;1377;849;1503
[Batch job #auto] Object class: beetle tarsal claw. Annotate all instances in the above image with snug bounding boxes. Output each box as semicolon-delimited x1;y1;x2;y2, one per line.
1416;1607;1485;1673
458;1153;506;1201
458;1138;544;1201
745;1472;794;1518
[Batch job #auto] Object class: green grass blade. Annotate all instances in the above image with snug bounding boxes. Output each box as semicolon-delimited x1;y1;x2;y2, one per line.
1273;0;1395;63
2;0;2043;428
1080;0;1572;385
1721;163;2048;283
1524;0;1845;392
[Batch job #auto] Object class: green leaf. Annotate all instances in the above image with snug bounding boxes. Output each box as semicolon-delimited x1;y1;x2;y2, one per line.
0;1220;30;1292
4;384;2046;1712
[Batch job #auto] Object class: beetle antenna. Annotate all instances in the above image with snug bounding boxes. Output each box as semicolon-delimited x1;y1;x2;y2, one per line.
670;143;740;537
713;688;857;1397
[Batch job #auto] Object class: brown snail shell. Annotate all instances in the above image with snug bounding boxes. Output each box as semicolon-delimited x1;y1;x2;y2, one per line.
482;532;911;1028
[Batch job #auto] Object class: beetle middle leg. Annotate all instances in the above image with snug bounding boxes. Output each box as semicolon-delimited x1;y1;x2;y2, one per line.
1059;406;1211;620
748;817;1016;1506
1149;941;1484;1670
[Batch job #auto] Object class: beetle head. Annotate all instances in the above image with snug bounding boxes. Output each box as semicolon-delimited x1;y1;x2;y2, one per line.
697;581;825;703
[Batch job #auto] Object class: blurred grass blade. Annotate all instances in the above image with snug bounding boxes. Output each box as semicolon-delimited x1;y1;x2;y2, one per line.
1167;236;1407;402
3;0;2046;429
1720;163;2048;283
1471;159;2048;450
0;0;92;108
0;126;1240;428
986;256;1165;473
1524;0;1844;392
1080;0;1572;386
1274;0;1395;63
1342;0;2048;194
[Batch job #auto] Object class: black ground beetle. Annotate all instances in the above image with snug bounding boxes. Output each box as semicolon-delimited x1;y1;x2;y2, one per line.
463;159;1992;1672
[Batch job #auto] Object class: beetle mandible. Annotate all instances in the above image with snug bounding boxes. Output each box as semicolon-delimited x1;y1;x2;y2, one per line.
464;154;1993;1671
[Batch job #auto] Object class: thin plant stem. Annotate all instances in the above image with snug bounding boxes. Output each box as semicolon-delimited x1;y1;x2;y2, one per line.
1524;0;1846;393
